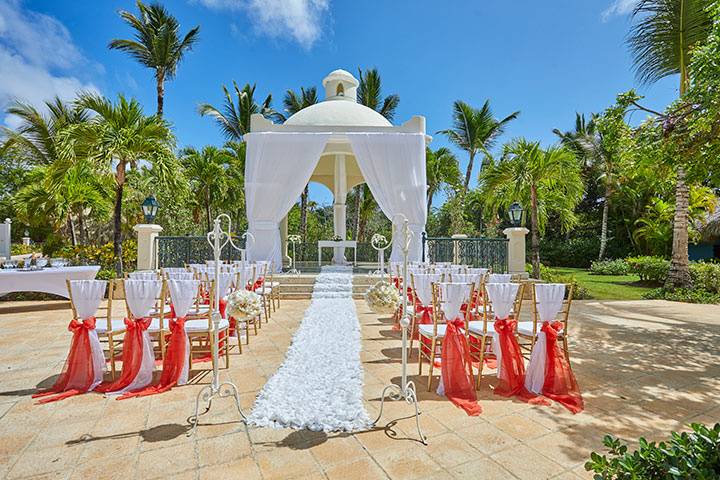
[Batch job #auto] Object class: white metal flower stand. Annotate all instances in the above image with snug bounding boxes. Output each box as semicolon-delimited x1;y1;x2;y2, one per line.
287;235;301;275
188;214;247;436
370;234;390;277
372;215;427;444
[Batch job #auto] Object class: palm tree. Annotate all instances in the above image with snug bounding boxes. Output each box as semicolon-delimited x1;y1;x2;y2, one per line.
74;94;176;275
109;1;200;117
272;86;319;239
554;113;619;259
439;100;519;196
354;68;400;239
198;82;274;141
180;146;232;231
627;0;712;288
425;146;461;212
480;139;583;279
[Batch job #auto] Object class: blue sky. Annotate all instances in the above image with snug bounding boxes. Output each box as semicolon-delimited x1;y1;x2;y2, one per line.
1;0;679;206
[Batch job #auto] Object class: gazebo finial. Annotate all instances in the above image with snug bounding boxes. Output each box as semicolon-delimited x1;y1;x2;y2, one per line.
322;69;358;102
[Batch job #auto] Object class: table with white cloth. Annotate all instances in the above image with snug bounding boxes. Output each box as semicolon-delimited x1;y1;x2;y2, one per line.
317;240;357;267
0;266;101;298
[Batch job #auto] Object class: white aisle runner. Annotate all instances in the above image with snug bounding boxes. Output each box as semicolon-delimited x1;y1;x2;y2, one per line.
247;266;371;432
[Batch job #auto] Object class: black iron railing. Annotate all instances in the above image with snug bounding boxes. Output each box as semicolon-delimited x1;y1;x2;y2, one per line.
156;236;246;267
422;235;508;272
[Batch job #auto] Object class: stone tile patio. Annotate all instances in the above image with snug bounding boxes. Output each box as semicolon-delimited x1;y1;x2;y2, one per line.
0;297;718;479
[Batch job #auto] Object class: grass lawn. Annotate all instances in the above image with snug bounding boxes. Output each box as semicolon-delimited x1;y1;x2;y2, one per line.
554;267;655;301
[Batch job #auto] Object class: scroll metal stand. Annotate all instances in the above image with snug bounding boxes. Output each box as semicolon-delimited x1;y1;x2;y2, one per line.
372;215;427;444
287;235;301;275
189;214;248;436
369;234;390;277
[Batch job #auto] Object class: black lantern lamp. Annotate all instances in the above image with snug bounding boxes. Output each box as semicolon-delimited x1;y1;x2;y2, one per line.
508;202;524;227
141;195;160;223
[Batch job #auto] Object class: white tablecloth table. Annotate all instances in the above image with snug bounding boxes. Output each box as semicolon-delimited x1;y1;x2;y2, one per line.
317;240;357;267
0;266;101;298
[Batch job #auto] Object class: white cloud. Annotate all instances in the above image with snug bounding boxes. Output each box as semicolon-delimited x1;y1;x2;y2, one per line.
194;0;330;49
0;0;99;127
602;0;639;21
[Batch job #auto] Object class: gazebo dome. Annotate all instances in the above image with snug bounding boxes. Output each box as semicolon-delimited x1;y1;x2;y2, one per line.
284;69;392;127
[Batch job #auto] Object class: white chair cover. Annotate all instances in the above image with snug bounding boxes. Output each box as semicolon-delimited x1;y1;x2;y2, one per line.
124;280;162;318
413;273;442;305
451;273;482;287
467;267;489;277
525;284;566;394
165;271;195;281
168;280;200;318
485;282;520;379
214;272;234;298
488;273;512;283
69;280;106;389
128;271;157;280
439;283;471;321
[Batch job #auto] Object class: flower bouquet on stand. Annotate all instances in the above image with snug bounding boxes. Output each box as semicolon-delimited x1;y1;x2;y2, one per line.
226;289;263;342
365;281;401;315
331;234;343;242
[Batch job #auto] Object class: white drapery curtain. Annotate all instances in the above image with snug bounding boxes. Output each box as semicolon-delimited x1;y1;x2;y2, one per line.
245;132;331;270
347;133;427;262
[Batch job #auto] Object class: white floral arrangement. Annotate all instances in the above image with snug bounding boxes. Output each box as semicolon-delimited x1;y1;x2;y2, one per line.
288;234;302;243
365;281;401;314
226;289;263;318
371;233;389;248
331;234;343;241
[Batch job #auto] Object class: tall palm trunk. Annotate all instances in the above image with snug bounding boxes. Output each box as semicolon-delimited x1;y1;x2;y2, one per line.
353;185;361;240
78;209;87;245
598;188;611;259
156;72;165;117
300;185;309;240
462;151;475;195
530;184;540;279
427;190;434;213
205;190;212;233
67;216;77;246
113;162;126;277
666;166;692;288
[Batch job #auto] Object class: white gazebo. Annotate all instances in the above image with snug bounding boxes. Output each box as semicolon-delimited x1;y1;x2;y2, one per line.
244;69;430;270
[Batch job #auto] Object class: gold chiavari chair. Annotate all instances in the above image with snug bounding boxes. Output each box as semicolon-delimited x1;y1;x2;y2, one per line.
517;283;575;359
114;278;167;364
466;282;525;390
417;282;475;391
184;279;231;369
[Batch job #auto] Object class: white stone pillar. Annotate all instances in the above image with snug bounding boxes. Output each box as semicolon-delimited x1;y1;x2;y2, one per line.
332;154;347;265
503;227;529;278
0;219;11;260
280;214;290;269
133;224;163;270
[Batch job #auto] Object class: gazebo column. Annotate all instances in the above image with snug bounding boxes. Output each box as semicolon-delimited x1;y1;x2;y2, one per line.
333;154;347;265
280;214;290;269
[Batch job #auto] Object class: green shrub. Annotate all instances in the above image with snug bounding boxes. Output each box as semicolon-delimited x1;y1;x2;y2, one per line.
526;263;592;299
56;240;137;277
590;259;630;275
539;237;633;268
625;256;670;284
41;233;66;257
585;423;720;479
643;287;720;304
689;262;720;294
10;243;36;255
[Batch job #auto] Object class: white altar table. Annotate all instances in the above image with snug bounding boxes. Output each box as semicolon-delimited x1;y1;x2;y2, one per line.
0;266;101;298
317;240;357;267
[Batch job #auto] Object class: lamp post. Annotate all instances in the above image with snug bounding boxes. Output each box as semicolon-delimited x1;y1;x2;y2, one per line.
372;214;427;444
189;213;247;436
141;195;160;223
508;202;523;227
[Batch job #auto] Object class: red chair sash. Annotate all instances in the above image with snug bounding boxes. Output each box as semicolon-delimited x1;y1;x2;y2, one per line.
540;321;584;413
248;277;264;291
96;317;152;398
493;318;549;405
440;318;482;416
33;317;98;404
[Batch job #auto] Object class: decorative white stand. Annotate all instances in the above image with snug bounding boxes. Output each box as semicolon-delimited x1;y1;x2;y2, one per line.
189;214;247;436
287;235;301;275
370;234;390;277
372;216;427;444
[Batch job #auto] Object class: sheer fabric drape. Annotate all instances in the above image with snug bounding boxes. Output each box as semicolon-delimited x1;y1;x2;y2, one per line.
244;132;331;269
347;133;427;262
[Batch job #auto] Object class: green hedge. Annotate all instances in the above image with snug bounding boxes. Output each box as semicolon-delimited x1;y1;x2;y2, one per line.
586;423;720;479
626;256;670;283
56;240;137;278
539;237;633;268
526;263;592;299
590;259;630;275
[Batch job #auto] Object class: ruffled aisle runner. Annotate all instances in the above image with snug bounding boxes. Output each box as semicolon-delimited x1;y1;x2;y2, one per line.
247;266;371;432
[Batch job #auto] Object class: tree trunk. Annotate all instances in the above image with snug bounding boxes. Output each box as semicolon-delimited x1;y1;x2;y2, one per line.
427;190;434;213
530;184;540;279
300;184;308;240
68;216;77;246
78;209;87;245
665;166;692;289
462;151;475;196
113;185;124;277
205;190;212;233
156;72;165;117
598;189;610;260
353;185;361;240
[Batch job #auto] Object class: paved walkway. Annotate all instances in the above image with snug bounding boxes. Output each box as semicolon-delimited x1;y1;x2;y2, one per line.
0;298;718;479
